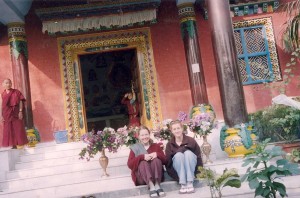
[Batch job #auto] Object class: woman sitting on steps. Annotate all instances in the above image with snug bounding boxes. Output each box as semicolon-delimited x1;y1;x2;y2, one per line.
165;120;203;194
127;126;167;197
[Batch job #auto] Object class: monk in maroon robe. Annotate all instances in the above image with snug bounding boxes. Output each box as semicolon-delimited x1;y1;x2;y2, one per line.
0;79;28;147
121;91;140;127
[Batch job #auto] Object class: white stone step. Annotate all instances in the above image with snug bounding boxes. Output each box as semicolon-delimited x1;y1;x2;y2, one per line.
205;157;247;173
19;146;130;162
1;165;131;191
0;175;206;198
7;162;130;180
24;141;87;154
15;154;128;170
0;174;135;198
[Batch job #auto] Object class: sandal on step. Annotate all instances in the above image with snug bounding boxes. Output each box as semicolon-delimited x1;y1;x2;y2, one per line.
149;190;158;198
179;187;187;194
156;189;165;197
186;187;195;194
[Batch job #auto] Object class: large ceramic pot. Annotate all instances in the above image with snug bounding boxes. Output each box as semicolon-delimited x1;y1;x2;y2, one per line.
223;127;257;158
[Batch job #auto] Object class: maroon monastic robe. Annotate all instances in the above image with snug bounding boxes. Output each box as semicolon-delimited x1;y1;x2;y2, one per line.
1;89;28;147
121;97;140;127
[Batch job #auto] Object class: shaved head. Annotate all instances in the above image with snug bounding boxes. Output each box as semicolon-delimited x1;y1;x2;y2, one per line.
2;78;12;89
3;79;12;83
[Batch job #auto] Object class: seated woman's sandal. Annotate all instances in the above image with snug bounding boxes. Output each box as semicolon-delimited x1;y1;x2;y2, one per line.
186;187;195;194
149;190;158;198
179;186;187;194
156;189;165;197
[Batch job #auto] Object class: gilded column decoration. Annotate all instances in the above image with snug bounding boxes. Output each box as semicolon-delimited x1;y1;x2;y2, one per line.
177;1;208;105
8;22;34;129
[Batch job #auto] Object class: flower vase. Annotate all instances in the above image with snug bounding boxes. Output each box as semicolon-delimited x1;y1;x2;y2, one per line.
99;149;109;177
201;135;212;164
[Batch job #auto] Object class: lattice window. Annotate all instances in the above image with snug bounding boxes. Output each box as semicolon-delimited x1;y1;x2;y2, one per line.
234;25;274;85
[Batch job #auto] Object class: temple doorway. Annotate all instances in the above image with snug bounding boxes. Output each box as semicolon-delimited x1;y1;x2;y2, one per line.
78;49;141;132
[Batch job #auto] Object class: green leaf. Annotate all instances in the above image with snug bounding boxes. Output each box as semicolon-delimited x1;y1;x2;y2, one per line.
242;159;252;167
277;159;288;166
223;179;241;188
268;165;277;173
240;174;248;182
262;188;271;197
257;174;269;181
253;161;260;168
286;163;300;175
273;181;287;197
255;182;264;196
249;178;259;189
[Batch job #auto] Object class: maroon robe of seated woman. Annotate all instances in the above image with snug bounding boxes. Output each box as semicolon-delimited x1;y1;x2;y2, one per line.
1;89;28;147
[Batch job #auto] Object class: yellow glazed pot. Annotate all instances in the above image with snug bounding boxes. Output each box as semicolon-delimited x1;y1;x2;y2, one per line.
224;127;257;158
27;129;38;147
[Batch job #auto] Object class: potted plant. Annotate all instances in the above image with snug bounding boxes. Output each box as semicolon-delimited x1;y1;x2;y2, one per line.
241;138;299;198
197;166;241;198
79;127;122;176
250;104;300;153
286;148;300;163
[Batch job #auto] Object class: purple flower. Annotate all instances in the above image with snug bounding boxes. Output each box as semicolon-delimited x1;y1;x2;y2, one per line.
178;111;188;122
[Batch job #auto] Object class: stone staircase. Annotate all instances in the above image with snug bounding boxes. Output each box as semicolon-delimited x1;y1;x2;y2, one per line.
0;141;299;198
0;142;200;198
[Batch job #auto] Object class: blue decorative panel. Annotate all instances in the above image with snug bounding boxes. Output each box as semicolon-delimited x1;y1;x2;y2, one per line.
233;17;281;85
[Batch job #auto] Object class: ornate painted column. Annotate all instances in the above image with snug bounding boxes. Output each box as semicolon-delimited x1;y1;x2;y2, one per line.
207;0;248;127
207;0;256;158
177;0;208;105
8;22;34;130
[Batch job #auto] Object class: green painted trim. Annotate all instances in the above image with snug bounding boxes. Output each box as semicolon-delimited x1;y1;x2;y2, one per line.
9;40;28;59
85;44;128;52
202;0;279;20
180;20;196;39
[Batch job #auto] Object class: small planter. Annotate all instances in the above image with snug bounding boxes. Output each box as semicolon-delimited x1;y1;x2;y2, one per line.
275;142;300;154
27;129;38;147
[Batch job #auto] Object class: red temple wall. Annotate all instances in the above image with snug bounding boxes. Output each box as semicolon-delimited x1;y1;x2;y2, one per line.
0;10;66;145
0;1;299;145
151;1;300;122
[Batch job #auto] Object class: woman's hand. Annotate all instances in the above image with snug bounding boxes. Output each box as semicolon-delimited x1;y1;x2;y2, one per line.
18;112;23;120
149;152;157;160
144;154;152;161
0;116;4;122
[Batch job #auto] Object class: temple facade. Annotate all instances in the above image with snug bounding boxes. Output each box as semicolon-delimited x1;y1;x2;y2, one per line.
0;0;299;145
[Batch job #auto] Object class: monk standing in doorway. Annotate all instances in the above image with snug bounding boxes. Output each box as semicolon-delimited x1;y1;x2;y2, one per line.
121;88;141;127
0;79;28;148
